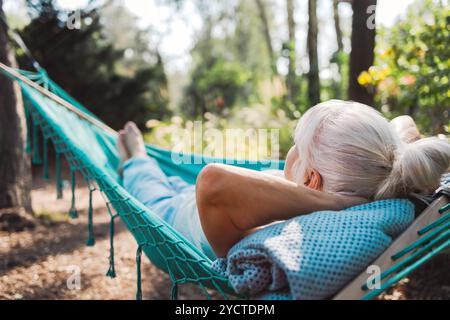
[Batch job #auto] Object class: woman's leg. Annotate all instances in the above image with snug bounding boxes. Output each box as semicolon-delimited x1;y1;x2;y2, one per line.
122;156;181;223
123;156;215;259
118;123;180;221
118;123;216;259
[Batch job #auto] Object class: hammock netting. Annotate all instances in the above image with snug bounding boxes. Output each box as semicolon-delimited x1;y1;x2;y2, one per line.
1;66;449;300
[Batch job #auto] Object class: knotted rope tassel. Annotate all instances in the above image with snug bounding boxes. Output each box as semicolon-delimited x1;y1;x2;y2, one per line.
136;245;143;300
106;210;117;278
86;188;96;246
171;283;179;300
32;124;42;165
43;137;49;181
68;170;78;219
55;152;63;199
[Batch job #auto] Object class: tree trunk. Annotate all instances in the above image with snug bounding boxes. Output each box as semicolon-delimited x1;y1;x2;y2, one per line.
255;0;277;76
0;1;32;213
286;0;297;101
348;0;377;106
333;0;343;52
307;0;320;105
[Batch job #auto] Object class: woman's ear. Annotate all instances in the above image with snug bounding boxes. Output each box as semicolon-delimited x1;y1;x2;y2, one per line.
305;169;323;191
284;146;299;182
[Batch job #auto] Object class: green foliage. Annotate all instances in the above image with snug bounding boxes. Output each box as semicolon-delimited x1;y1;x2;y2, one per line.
182;57;252;117
16;0;170;130
35;209;68;226
98;2;161;75
180;0;274;118
270;76;307;119
361;0;449;134
327;50;349;101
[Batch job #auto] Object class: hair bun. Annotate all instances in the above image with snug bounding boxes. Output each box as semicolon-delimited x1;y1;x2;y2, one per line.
376;137;450;199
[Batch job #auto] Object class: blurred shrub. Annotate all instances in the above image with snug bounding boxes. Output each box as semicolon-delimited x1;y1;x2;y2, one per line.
182;57;253;117
359;0;449;134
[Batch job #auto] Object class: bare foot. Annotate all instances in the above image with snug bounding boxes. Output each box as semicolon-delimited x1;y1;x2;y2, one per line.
117;130;130;161
123;122;147;158
116;130;130;173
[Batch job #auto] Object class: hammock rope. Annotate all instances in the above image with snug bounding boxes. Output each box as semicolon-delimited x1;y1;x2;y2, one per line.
55;151;63;200
0;63;448;300
43;137;50;181
86;187;96;246
106;203;118;278
32;121;42;165
69;170;78;219
136;245;143;300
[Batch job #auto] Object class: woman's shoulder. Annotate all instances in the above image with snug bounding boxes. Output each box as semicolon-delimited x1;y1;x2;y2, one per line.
261;169;286;179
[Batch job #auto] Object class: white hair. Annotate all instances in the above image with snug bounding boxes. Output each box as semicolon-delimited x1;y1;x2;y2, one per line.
293;100;450;200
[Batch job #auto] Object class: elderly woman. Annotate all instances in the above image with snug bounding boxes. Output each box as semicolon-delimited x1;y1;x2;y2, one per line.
118;100;450;259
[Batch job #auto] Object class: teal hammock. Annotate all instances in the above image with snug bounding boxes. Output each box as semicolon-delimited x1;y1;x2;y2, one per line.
3;66;284;300
1;65;449;300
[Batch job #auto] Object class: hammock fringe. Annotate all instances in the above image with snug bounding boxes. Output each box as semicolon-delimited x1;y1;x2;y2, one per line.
69;170;79;219
106;213;116;278
55;152;63;199
86;188;95;246
136;245;143;300
171;283;178;300
43;137;50;180
32;123;42;165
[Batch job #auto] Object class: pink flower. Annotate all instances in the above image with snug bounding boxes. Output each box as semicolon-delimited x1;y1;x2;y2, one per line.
400;75;416;86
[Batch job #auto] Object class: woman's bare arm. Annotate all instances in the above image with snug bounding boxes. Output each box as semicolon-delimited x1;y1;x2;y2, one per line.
196;163;365;257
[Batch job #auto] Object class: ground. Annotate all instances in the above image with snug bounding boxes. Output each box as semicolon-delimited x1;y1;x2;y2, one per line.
0;171;214;300
0;170;449;300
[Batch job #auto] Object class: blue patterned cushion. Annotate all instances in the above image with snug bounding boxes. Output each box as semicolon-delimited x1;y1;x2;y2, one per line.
212;199;415;300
